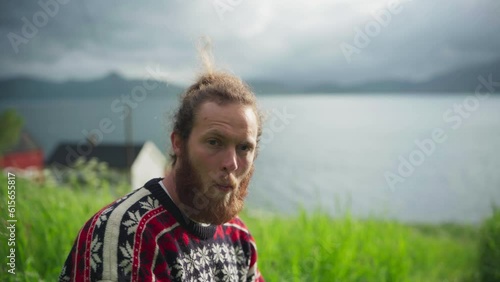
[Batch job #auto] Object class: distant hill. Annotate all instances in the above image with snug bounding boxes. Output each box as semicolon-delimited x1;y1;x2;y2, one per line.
247;59;500;94
0;72;184;100
1;60;499;98
244;80;297;95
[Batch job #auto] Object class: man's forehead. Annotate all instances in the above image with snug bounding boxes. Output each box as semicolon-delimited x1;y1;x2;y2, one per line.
195;102;258;137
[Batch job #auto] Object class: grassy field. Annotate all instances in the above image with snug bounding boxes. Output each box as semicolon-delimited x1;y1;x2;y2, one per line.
0;173;481;281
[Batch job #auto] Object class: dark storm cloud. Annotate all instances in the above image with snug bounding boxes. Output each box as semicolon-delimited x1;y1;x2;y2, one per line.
1;0;499;85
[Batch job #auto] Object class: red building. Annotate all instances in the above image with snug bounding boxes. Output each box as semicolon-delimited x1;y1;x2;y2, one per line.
0;130;44;171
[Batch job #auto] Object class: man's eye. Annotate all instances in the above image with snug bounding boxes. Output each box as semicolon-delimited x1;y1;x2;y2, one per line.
239;144;252;152
208;139;220;146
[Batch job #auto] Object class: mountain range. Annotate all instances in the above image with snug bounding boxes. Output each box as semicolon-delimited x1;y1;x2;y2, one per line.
1;60;499;99
249;59;500;94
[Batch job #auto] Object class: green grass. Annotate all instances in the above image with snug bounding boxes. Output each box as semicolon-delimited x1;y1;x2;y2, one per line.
0;174;481;281
478;206;500;281
0;173;123;281
244;213;479;282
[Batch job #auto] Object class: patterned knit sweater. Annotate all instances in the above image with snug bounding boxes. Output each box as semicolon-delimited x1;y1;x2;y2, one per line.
59;178;264;281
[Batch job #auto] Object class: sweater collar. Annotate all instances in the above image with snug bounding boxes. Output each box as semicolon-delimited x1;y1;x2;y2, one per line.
143;178;217;240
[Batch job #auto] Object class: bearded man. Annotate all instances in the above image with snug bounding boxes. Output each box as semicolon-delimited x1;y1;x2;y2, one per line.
59;54;265;281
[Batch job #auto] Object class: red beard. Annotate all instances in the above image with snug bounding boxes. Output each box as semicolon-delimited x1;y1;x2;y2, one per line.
174;146;254;225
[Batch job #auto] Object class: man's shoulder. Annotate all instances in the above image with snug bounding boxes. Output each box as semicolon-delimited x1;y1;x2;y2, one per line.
84;185;173;237
98;186;154;219
61;182;174;281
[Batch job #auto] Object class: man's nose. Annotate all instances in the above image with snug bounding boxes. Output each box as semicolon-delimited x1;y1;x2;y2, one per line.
221;147;238;172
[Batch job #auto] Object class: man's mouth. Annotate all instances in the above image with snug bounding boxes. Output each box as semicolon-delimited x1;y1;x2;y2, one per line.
215;183;235;192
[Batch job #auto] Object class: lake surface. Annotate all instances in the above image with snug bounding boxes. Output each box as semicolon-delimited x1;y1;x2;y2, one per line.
2;93;500;224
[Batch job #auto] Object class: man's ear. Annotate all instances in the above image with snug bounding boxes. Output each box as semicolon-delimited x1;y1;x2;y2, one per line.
171;131;183;157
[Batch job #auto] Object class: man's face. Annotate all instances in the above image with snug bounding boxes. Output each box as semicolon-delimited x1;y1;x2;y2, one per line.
174;102;258;224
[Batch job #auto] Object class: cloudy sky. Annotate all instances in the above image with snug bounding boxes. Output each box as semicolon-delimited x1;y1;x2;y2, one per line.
1;0;499;86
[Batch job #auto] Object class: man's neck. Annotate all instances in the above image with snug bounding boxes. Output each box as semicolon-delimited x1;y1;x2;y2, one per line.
162;171;181;208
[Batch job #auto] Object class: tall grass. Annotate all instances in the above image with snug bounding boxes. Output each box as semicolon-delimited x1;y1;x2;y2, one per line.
478;207;500;281
0;173;480;281
245;212;479;281
0;173;121;281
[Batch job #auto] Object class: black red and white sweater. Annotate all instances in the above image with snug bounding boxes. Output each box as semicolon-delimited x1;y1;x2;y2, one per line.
59;178;264;281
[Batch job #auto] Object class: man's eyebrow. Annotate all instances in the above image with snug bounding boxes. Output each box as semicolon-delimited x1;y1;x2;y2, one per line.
203;129;256;145
203;129;225;137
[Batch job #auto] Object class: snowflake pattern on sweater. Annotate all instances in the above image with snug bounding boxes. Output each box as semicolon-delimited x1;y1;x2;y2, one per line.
59;178;264;282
